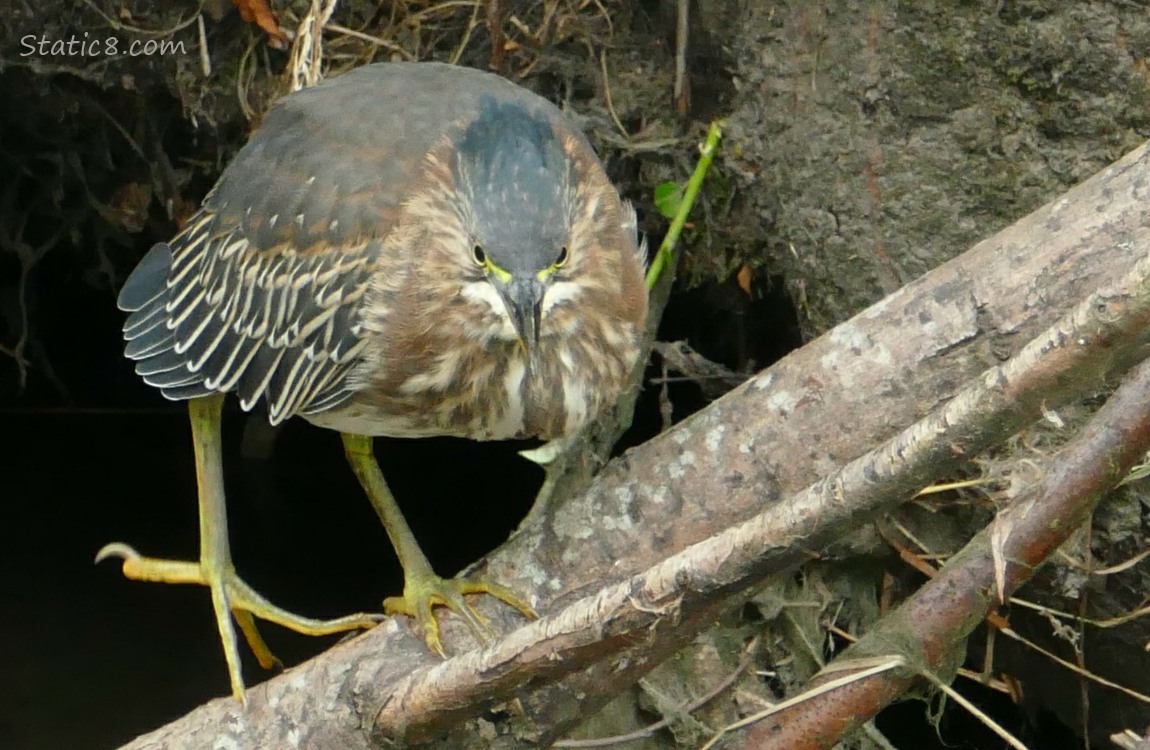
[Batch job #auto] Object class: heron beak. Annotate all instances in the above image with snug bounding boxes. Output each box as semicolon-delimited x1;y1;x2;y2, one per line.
498;275;545;354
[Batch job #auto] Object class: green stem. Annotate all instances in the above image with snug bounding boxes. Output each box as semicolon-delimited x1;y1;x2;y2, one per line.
645;120;724;290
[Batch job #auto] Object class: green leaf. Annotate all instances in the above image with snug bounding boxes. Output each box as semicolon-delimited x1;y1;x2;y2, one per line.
653;181;684;219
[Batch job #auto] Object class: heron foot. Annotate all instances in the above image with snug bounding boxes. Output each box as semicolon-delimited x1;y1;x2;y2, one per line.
96;542;382;702
383;572;537;657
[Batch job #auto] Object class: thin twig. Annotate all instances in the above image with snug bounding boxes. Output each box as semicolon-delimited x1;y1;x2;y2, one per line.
646;122;723;289
235;38;260;121
598;50;627;139
325;22;412;58
449;0;483;64
698;658;906;750
673;0;690;116
921;670;1031;750
81;0;203;37
997;626;1150;706
289;0;339;92
553;637;759;748
196;13;211;76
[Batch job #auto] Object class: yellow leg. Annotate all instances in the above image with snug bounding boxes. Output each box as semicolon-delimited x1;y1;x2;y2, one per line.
341;433;536;655
97;394;381;703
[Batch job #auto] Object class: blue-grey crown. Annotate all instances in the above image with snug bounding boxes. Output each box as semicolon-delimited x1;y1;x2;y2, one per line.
453;96;574;273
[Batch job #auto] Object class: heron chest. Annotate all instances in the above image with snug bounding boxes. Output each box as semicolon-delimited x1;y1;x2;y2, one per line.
303;343;592;441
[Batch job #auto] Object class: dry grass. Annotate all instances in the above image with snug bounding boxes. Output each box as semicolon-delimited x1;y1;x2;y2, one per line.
0;0;670;396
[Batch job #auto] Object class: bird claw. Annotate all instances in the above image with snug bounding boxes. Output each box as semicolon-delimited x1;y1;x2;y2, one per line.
95;541;140;564
97;541;205;585
518;437;572;466
383;575;537;656
96;542;382;701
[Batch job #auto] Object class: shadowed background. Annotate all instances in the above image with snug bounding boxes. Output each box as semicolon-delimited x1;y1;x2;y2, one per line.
5;0;1147;748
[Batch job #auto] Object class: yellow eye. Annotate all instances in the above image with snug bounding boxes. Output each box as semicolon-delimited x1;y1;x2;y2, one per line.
472;244;487;267
554;245;569;268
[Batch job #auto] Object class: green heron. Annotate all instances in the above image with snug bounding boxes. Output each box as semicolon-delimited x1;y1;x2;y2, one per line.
99;62;648;701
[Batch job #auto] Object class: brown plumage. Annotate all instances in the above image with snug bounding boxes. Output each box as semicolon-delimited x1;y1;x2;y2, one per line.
121;62;647;436
106;61;648;702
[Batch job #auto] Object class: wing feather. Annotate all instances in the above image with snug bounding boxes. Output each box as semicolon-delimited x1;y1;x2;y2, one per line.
119;215;376;423
119;62;562;422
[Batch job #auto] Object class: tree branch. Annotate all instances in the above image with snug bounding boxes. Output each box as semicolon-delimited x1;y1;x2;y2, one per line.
727;342;1150;749
370;226;1150;745
119;143;1150;750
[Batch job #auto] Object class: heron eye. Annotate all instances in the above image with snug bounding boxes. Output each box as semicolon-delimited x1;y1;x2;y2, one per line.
554;245;569;268
472;244;487;267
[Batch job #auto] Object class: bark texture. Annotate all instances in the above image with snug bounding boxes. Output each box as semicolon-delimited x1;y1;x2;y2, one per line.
118;141;1150;748
7;2;1150;748
732;283;1150;749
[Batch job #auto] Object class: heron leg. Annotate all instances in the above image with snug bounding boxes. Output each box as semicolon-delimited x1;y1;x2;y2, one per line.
340;433;536;655
97;394;381;702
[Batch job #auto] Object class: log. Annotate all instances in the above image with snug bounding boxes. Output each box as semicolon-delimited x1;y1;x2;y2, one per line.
729;323;1150;749
118;143;1150;750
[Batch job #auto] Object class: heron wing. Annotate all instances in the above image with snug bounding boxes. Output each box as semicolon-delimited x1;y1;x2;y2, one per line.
118;62;591;423
120;218;376;423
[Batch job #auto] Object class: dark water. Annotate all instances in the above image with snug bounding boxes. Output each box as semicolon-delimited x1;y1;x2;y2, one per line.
0;410;542;749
